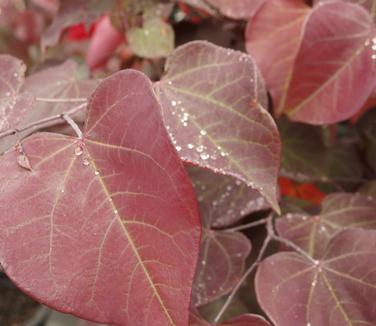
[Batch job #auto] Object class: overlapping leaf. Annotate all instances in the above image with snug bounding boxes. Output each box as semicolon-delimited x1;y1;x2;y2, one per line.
0;54;33;132
256;228;376;326
155;41;281;212
189;311;271;325
357;109;376;174
193;229;251;306
315;0;376;21
0;70;201;325
279;119;363;183
276;193;376;258
245;0;310;116
205;0;266;19
188;166;269;228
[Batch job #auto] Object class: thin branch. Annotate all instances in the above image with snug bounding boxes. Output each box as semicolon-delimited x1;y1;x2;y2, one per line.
62;114;83;139
0;102;87;140
36;97;88;103
223;217;269;232
213;234;271;324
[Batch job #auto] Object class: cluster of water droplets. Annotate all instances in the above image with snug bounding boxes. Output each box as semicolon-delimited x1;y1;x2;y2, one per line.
365;37;376;60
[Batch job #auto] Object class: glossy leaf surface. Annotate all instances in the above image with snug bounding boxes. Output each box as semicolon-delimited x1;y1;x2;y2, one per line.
245;0;309;116
256;228;376;326
276;193;376;258
188;166;269;228
155;41;281;212
0;70;201;326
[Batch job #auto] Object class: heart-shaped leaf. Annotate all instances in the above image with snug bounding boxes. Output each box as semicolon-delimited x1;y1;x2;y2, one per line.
155;41;281;212
245;0;310;116
284;1;376;124
0;70;201;325
193;229;251;306
188;166;269;228
205;0;266;19
0;54;34;132
256;228;376;326
276;193;376;258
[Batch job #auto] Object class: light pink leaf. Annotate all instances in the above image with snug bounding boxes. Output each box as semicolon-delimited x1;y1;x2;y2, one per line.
155;41;281;212
188;166;269;228
256;228;376;326
193;230;251;306
205;0;266;19
315;0;376;21
285;1;376;124
0;54;34;132
245;0;310;116
276;193;376;258
0;70;201;325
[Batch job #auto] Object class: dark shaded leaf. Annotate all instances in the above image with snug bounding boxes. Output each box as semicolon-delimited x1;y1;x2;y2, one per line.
189;311;271;325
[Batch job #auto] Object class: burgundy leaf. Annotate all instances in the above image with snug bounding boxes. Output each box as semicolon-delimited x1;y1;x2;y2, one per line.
155;41;281;212
189;311;270;325
256;228;376;326
205;0;266;19
0;70;201;325
285;1;376;124
315;0;376;21
276;193;376;258
245;0;310;116
188;166;269;228
193;229;251;306
0;54;34;132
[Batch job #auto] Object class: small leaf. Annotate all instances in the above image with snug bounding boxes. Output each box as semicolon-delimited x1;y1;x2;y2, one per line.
276;193;376;258
193;229;251;306
256;228;376;326
188;166;269;228
155;41;281;212
0;70;201;325
127;17;174;59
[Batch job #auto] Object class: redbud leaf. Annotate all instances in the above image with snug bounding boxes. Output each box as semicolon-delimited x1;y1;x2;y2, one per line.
256;228;376;326
276;193;376;258
193;229;251;306
245;0;310;116
0;70;201;325
155;41;281;213
188;166;269;228
0;54;34;132
189;311;271;325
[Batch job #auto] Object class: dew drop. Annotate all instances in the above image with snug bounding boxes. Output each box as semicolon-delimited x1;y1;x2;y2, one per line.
187;143;194;149
75;146;83;156
82;158;90;166
200;130;207;136
171;100;177;107
372;54;376;60
114;209;118;214
61;189;65;193
13;73;18;78
200;153;210;160
94;171;99;176
196;145;204;153
176;145;182;152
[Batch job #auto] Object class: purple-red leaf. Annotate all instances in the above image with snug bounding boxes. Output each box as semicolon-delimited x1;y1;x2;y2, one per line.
285;1;376;124
188;166;269;228
245;0;310;117
193;229;251;306
276;193;376;258
205;0;266;19
0;54;34;131
155;41;281;212
0;70;201;325
256;228;376;326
